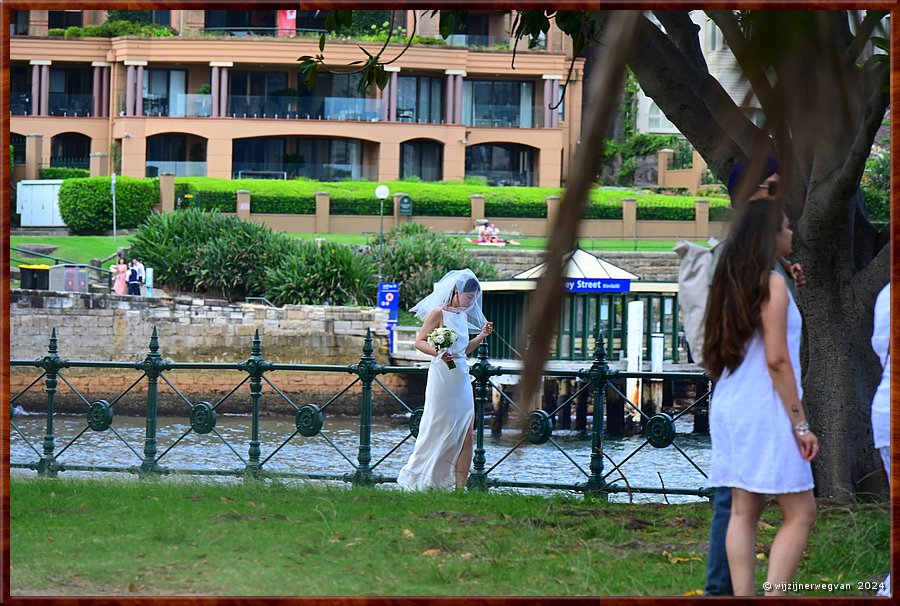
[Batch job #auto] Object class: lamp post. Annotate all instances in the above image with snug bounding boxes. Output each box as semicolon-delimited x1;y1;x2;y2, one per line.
375;184;390;280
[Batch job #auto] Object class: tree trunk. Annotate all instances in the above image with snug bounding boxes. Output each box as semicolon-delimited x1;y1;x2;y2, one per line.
797;264;886;501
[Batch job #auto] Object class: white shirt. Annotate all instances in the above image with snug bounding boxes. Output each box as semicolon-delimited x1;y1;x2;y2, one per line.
871;283;890;449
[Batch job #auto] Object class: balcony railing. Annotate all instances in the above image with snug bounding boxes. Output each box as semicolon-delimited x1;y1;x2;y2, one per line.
48;93;93;117
444;34;509;48
10;92;31;115
227;95;382;122
467;103;537;128
168;94;213;117
465;169;533;187
145;161;207;177
232;161;375;181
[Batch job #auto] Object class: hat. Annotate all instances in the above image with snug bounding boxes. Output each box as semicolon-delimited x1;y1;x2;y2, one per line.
726;154;780;199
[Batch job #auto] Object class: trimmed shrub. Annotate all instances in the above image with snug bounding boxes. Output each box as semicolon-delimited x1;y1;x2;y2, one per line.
129;208;376;304
58;176;158;234
370;222;498;311
39;167;91;179
265;240;376;306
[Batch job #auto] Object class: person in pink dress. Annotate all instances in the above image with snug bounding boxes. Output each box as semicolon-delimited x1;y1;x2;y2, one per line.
110;257;128;295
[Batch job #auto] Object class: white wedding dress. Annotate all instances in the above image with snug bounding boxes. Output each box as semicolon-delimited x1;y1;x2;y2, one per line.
397;309;475;490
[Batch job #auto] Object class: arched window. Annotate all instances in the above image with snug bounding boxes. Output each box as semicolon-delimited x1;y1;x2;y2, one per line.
400;140;443;181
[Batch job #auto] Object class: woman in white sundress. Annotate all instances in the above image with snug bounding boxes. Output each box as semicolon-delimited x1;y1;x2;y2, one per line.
703;197;819;596
397;269;493;490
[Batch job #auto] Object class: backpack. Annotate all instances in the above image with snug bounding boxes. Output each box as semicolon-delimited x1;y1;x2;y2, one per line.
673;238;720;367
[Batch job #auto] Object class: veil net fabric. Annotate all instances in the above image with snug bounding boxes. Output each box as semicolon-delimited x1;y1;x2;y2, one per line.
409;268;487;335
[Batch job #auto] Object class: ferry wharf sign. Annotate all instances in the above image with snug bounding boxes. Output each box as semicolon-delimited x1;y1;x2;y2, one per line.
564;278;631;293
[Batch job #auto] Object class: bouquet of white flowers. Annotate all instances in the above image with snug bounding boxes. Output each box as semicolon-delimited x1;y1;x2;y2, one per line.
426;325;459;369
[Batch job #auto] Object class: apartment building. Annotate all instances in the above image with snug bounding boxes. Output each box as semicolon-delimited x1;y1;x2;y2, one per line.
10;9;585;187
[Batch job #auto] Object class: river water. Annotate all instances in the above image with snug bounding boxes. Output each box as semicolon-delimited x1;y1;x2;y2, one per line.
11;413;711;503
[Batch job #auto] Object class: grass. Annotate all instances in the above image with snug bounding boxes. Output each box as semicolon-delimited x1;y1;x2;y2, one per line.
10;234;701;268
11;235;134;266
10;476;888;597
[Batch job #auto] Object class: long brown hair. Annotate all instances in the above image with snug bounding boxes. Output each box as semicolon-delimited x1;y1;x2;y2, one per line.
702;199;786;380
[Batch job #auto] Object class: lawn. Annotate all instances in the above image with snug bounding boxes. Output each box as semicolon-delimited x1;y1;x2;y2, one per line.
10;476;889;597
10;234;701;267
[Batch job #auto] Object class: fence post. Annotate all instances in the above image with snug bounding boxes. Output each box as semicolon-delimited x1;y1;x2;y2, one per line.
694;198;709;239
315;191;330;234
657;148;673;187
621;197;637;240
159;172;175;213
37;328;66;477
470;194;485;226
138;326;169;474
467;341;496;491
350;329;383;485
236;189;251;220
584;331;614;499
545;195;561;236
239;330;271;477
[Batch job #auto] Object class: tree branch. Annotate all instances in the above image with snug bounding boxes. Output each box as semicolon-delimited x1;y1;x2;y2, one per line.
628;14;761;181
836;61;889;200
652;11;707;74
707;10;778;121
844;10;889;64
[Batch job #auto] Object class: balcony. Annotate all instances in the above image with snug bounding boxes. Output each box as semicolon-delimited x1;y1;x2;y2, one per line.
145;161;207;177
10;92;31;115
467;103;538;129
232;161;375;181
48;93;93;117
444;34;508;49
227;95;382;121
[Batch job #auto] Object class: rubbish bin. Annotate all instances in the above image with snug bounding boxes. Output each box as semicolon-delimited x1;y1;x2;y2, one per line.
49;264;91;293
19;264;51;290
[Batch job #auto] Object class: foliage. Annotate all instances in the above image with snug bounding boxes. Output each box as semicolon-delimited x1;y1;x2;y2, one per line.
39;167;90;180
370;222;498;310
128;208;375;304
264;239;376;306
58;177;158;234
48;20;176;38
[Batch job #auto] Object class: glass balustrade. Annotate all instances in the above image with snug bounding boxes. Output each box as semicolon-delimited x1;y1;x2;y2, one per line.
145;161;207;177
467;103;536;128
226;96;381;121
47;93;94;117
10;92;31;115
232;161;375;181
168;94;213;117
464;169;533;187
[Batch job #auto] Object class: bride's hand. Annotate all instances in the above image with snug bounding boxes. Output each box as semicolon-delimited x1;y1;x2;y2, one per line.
480;322;493;338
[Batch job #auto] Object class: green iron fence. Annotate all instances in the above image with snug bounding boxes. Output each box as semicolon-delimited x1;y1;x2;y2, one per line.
10;328;713;500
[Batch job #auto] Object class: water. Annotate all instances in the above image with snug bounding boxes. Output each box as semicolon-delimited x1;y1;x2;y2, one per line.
11;413;711;503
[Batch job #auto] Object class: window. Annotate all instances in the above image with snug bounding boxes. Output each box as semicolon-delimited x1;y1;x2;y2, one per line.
229;71;289;116
48;11;82;29
466;143;533;186
462;80;534;128
647;101;675;131
401;140;443;181
48;68;92;116
396;76;443;123
205;10;275;34
11;10;29;35
707;21;717;52
557;84;565;122
142;69;186;116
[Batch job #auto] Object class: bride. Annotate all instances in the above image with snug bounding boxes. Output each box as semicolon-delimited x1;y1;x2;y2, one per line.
397;269;493;490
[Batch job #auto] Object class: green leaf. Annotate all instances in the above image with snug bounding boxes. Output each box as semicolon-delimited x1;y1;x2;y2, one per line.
375;66;389;90
319;33;326;52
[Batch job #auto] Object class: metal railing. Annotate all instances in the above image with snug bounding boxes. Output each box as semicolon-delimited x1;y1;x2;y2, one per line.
11;328;712;500
11;246;113;291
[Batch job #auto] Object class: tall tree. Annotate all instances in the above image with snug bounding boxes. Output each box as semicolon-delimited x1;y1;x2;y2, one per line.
309;9;891;499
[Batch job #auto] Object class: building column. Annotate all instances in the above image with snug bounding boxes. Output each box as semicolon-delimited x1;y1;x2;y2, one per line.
543;74;562;129
454;74;463;126
25;134;43;180
40;65;50;116
444;71;455;124
388;69;398;122
543;78;552;128
101;66;110;117
210;66;220;118
551;80;560;128
218;64;231;117
125;64;135;116
30;64;41;115
92;66;101;117
135;65;144;116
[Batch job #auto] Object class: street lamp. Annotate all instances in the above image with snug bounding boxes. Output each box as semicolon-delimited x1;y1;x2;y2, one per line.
374;184;390;280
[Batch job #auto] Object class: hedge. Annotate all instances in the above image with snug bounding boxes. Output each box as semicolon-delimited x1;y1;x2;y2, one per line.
58;176;158;234
172;177;734;223
39;167;90;180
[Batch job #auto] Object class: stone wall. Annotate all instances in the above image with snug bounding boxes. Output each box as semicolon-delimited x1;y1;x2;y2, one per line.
472;248;681;281
9;290;427;415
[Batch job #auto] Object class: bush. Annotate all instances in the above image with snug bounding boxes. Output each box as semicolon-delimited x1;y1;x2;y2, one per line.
58;176;158;234
265;240;376;306
370;223;498;311
39;167;90;180
129;209;376;304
